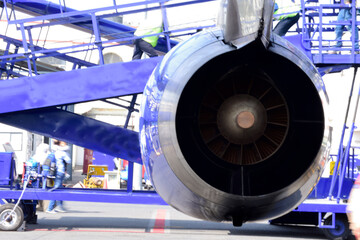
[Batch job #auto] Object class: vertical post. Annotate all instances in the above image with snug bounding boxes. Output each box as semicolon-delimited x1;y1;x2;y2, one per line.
351;147;355;179
0;42;11;78
2;0;10;21
337;123;356;202
124;94;142;190
8;46;19;79
160;2;171;52
91;13;104;65
336;68;359;203
72;63;77;70
300;0;306;47
350;0;356;62
319;5;323;58
27;29;38;75
58;0;64;13
127;161;134;193
113;0;118;12
10;153;15;190
124;94;137;129
19;23;32;76
329;67;357;199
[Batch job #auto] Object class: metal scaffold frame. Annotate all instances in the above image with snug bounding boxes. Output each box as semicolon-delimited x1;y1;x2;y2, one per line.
0;0;216;78
0;0;360;237
0;0;220;210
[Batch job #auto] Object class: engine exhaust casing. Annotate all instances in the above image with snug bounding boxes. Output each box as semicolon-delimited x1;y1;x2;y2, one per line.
139;29;330;224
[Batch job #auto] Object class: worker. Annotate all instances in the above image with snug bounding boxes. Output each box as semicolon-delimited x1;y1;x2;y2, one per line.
132;17;163;60
347;175;360;239
25;143;49;187
329;0;359;54
46;140;71;213
273;0;301;37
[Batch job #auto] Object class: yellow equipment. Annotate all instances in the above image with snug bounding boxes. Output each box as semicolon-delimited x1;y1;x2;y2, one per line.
83;165;108;188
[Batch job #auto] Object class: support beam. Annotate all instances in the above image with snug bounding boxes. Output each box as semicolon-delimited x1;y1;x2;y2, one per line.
0;57;162;114
0;107;141;163
0;188;167;205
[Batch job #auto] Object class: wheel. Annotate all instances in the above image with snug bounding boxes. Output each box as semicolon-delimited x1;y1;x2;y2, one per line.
322;214;351;240
0;203;24;231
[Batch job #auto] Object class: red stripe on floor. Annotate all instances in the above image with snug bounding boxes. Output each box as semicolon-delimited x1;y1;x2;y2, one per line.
27;229;144;233
151;209;167;233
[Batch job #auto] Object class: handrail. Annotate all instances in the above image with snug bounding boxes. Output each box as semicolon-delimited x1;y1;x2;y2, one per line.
0;0;216;77
300;0;359;56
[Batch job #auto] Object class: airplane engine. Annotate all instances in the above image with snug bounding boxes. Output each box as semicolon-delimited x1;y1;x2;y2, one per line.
139;29;330;225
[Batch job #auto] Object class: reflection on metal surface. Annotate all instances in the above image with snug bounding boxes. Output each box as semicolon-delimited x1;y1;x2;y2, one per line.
140;28;330;225
140;0;330;226
217;0;274;48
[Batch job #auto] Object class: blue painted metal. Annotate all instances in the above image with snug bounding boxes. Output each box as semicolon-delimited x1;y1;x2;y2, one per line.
0;107;142;163
26;29;39;76
19;23;33;76
0;0;219;66
91;13;105;65
0;188;167;205
307;177;353;199
0;57;162;114
1;0;359;225
0;0;219;215
295;202;347;214
0;152;15;186
127;162;134;193
92;151;116;171
300;0;360;65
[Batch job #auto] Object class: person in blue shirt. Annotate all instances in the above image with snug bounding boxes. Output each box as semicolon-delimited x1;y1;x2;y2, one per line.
46;140;71;213
329;0;359;54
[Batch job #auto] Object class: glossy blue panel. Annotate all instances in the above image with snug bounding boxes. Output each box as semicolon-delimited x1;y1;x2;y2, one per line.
307;177;353;199
0;107;142;163
295;201;347;213
284;34;312;60
0;57;162;114
0;152;13;185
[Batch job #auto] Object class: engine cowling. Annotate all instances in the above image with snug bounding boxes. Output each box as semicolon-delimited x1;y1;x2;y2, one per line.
139;29;330;225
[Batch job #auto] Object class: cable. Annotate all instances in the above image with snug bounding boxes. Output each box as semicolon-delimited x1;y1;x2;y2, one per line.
0;174;30;226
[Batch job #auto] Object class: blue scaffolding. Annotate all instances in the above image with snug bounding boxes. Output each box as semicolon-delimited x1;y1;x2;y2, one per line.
0;0;359;238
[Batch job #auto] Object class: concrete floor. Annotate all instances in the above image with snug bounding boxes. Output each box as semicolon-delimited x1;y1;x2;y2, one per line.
0;168;329;239
0;201;328;240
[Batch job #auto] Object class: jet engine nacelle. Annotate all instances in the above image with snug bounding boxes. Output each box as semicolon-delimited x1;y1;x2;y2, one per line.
139;29;330;225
